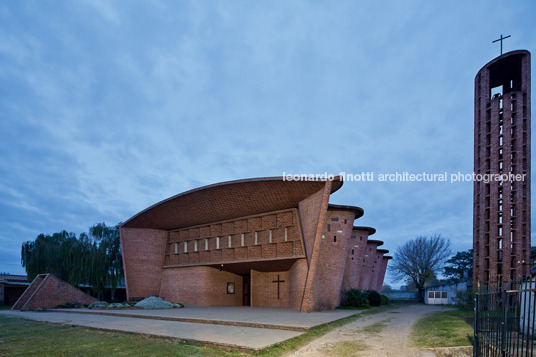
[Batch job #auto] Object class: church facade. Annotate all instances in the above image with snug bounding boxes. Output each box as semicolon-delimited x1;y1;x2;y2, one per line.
120;176;390;312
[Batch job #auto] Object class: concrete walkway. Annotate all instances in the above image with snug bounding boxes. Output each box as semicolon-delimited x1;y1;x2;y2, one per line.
0;307;360;351
51;306;358;331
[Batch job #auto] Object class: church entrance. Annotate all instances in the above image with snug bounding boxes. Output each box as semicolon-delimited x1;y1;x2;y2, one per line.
242;274;251;306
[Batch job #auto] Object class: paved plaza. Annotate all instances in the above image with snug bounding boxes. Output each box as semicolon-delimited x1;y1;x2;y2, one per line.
0;306;360;351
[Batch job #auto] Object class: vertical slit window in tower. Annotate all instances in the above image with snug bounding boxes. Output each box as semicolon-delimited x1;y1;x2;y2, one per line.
500;98;503;109
184;241;188;253
487;134;491;145
228;235;232;247
216;236;220;249
499;238;503;249
486;159;491;170
487;121;491;132
327;224;330;232
498;226;503;237
499;213;503;224
486;209;490;219
284;228;288;241
499;124;503;135
511;231;514;242
499;161;503;171
333;236;337;242
241;233;244;247
269;230;272;243
205;238;208;250
175;243;179;254
523;119;527;130
194;240;198;252
499;199;503;211
499;136;503;146
485;221;490;232
499;148;503;159
486;184;491;195
511;204;515;216
487;110;491;121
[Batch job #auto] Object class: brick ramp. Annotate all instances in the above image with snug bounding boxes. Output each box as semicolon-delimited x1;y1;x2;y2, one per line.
11;274;97;311
11;274;46;310
47;308;312;331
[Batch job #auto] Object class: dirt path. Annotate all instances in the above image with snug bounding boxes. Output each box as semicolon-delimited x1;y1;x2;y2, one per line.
289;304;453;357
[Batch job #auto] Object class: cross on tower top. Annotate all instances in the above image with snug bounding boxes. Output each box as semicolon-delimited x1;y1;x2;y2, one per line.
492;34;511;55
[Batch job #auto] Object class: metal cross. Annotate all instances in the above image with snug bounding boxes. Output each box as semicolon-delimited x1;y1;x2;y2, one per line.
272;274;285;299
493;34;511;55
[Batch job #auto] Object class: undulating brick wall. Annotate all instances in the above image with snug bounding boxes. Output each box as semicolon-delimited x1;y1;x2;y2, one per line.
341;228;371;292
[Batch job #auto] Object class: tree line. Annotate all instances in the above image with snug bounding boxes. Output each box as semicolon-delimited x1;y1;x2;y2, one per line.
21;223;123;299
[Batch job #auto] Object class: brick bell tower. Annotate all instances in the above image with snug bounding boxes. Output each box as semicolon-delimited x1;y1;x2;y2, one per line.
473;49;531;285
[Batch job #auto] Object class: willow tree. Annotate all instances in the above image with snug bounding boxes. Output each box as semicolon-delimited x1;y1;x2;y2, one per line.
389;235;451;302
21;223;123;299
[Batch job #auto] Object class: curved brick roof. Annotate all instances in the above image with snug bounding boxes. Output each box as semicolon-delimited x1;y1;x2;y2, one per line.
122;176;343;230
327;204;364;218
367;239;384;246
353;226;376;235
476;49;530;76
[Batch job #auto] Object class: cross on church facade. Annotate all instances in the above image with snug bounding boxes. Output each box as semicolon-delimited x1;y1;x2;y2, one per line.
272;274;285;299
493;34;511;55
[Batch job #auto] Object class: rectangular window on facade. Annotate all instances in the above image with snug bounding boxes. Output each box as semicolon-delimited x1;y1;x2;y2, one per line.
228;235;232;248
216;237;220;249
241;233;245;247
334;236;337;242
428;291;434;299
284;228;288;241
194;240;198;252
205;238;208;250
331;218;339;222
441;292;447;299
327;224;331;232
254;232;258;245
269;230;273;243
184;241;188;253
175;243;179;254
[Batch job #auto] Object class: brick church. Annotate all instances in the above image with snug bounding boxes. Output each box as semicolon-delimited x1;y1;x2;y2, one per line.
120;176;390;312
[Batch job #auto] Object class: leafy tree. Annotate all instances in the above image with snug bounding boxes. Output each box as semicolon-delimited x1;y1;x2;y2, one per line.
381;284;393;292
444;249;473;282
389;235;451;302
21;223;123;299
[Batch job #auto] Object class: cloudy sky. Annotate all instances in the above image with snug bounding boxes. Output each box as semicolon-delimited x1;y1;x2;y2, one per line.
0;1;534;286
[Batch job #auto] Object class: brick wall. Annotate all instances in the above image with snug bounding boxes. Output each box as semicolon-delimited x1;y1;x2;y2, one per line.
120;227;168;300
341;228;371;291
251;270;290;307
164;209;305;267
358;242;381;290
160;266;243;306
309;209;356;310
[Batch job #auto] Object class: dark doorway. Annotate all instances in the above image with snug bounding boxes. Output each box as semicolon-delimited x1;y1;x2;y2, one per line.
242;274;251;306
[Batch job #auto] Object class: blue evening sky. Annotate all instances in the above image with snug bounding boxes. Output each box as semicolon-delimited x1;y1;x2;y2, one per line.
1;1;535;287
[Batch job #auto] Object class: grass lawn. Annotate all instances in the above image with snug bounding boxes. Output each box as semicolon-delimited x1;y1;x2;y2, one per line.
409;308;474;348
0;305;399;356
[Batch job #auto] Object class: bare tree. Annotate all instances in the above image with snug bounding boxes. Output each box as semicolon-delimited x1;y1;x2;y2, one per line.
390;235;451;302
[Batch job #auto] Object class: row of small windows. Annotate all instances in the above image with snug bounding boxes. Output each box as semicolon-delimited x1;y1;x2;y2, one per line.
174;228;289;253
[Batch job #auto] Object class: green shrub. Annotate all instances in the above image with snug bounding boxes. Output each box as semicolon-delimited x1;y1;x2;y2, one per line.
342;289;369;308
455;288;475;310
380;294;389;305
364;290;382;306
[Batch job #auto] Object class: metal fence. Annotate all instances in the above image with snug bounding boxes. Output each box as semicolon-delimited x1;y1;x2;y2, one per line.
474;276;536;356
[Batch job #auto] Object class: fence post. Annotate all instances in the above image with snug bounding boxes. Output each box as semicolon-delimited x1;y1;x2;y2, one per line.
474;285;479;357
